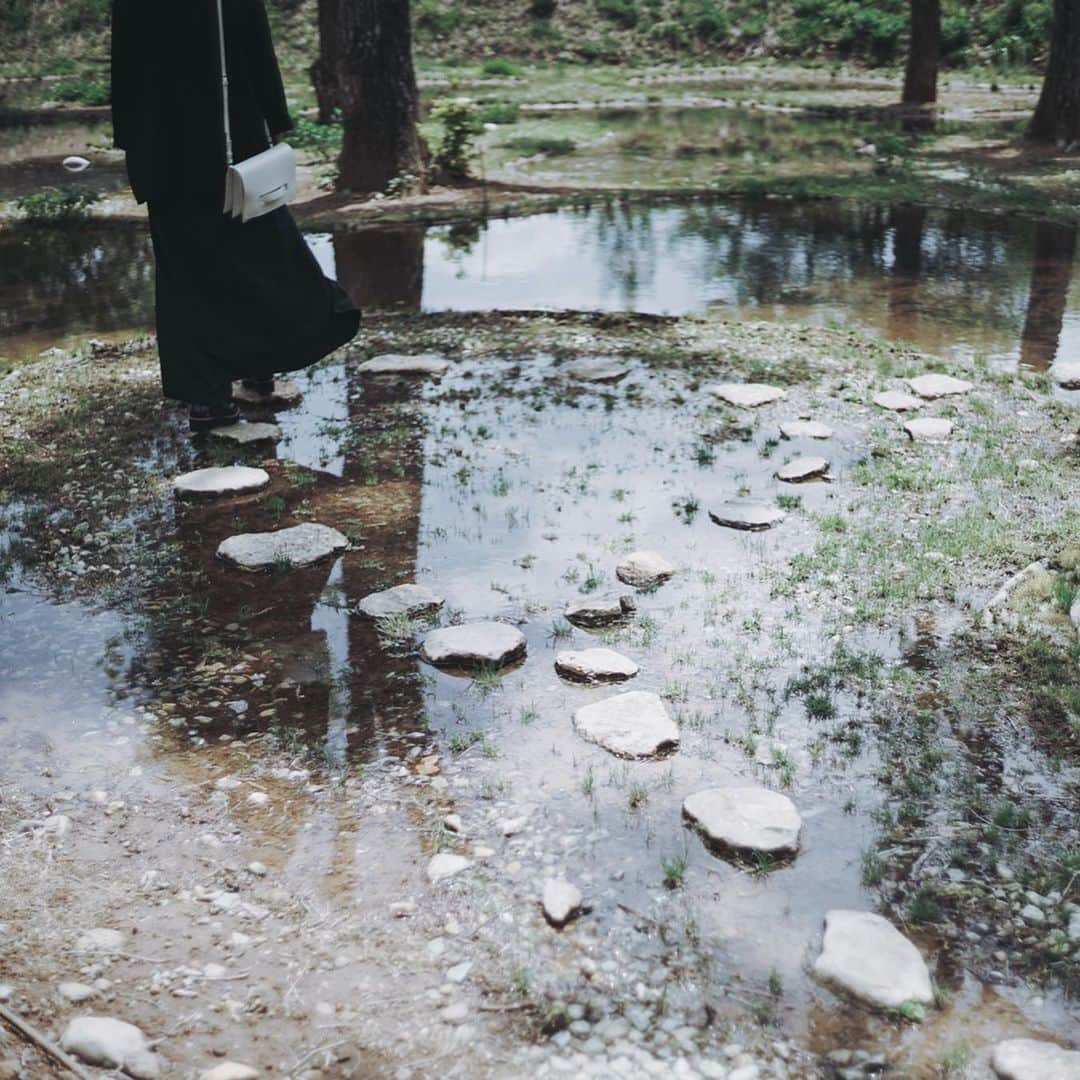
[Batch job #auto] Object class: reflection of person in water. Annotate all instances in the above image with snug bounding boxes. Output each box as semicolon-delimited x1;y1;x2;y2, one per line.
110;0;360;432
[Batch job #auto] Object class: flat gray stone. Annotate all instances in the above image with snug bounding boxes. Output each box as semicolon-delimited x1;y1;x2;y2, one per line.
991;1039;1080;1080
565;593;636;627
616;550;675;589
427;853;471;883
58;982;96;1003
564;357;629;383
542;879;584;928
683;787;802;856
358;353;449;377
708;382;787;408
75;928;125;954
1050;361;1080;389
780;420;833;439
217;523;348;571
904;417;954;441
873;390;922;412
231;378;303;406
812;910;934;1010
709;501;786;531
420;622;526;668
209;422;281;445
555;648;639;682
776;456;829;482
907;373;973;399
60;1017;159;1078
357;584;444;620
172;466;270;498
573;691;679;759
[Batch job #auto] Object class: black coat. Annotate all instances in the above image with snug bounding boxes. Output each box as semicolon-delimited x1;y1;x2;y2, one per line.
111;0;293;205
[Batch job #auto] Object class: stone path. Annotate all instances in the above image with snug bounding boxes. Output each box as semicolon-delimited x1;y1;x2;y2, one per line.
555;647;639;682
217;523;349;571
573;691;679;758
776;456;829;482
683;787;802;857
172;466;270;498
356;583;445;620
708;382;787;408
565;593;636;626
873;389;922;412
209;422;281;445
709;501;786;531
780;419;833;439
420;622;527;668
231;378;303;407
616;550;675;588
907;373;973;399
904;417;954;441
357;353;449;377
991;1038;1080;1080
564;357;630;383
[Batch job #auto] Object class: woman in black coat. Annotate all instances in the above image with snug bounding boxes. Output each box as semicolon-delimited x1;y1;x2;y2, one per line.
111;0;360;430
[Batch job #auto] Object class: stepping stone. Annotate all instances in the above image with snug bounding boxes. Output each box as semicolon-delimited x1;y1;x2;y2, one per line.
873;390;922;412
616;550;675;589
1050;361;1080;389
542;878;584;928
904;417;954;441
565;593;636;627
708;382;787;408
573;691;679;759
172;466;270;498
563;357;629;383
209;422;281;445
357;583;444;620
555;648;639;682
427;853;471;883
776;456;829;482
907;373;973;399
231;378;302;407
709;501;786;531
991;1039;1080;1080
420;622;526;669
217;523;348;571
683;787;802;857
780;420;833;439
358;353;449;377
812;910;934;1010
60;1017;159;1079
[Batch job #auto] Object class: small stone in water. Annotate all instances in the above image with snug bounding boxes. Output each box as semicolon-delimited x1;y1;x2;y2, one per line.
873;390;922;412
709;501;786;531
217;523;349;572
907;373;973;399
555;648;639;682
616;551;675;589
75;928;126;954
904;417;954;441
358;353;449;377
542;878;584;928
565;593;636;627
209;422;281;445
420;622;527;669
708;383;787;408
573;691;679;759
563;357;630;383
780;420;833;439
776;456;829;483
356;583;444;620
683;787;802;857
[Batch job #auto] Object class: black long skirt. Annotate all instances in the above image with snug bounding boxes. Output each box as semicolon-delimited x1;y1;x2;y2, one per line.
147;196;361;404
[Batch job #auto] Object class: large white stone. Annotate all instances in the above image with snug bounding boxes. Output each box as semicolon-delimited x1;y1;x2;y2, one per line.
873;390;922;412
992;1039;1080;1080
907;373;973;399
420;622;526;668
427;853;471;883
573;691;679;759
231;378;302;406
75;928;126;954
904;417;954;441
683;787;802;856
812;910;934;1010
708;383;787;408
542;879;584;928
200;1066;261;1080
60;1017;159;1079
358;353;449;377
780;420;833;439
209;422;281;444
555;648;639;682
172;466;270;498
357;584;444;620
776;456;829;483
616;550;675;589
709;501;786;531
564;357;629;383
565;593;635;626
217;523;348;571
1050;361;1080;389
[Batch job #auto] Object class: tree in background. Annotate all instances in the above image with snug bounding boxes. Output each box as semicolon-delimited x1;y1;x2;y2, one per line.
902;0;941;105
309;0;340;125
1029;0;1080;148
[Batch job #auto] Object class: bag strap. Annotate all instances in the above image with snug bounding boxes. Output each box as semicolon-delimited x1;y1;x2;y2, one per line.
215;0;234;167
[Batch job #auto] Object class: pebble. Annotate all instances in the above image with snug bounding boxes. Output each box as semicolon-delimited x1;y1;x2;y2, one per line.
60;1016;160;1079
390;901;418;918
443;814;463;833
542;878;585;928
427;853;471;883
58;981;96;1003
616;550;675;589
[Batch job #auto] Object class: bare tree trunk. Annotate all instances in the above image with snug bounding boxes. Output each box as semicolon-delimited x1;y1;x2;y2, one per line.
902;0;940;105
1029;0;1080;148
309;0;340;124
334;0;428;194
1019;222;1077;370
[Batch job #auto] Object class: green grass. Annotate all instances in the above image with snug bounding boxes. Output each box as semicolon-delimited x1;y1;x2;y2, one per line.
661;851;687;888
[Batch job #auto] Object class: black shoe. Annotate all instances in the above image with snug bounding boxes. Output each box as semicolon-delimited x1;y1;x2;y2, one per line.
241;376;276;398
189;401;241;433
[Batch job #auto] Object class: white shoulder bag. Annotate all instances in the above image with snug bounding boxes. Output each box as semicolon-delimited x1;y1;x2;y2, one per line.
216;0;297;222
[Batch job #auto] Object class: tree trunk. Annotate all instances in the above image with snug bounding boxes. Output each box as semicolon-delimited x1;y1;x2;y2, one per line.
334;0;427;194
902;0;940;105
1029;0;1080;147
1019;222;1077;370
309;0;340;124
332;227;424;310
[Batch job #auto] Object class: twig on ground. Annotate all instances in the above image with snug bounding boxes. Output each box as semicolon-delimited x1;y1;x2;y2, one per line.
289;1037;349;1075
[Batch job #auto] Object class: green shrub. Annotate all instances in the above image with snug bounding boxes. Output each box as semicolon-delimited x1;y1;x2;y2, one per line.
477;101;520;124
288;118;342;160
415;0;467;35
528;0;557;16
481;57;520;76
54;77;111;107
941;12;972;59
59;0;110;32
596;0;638;29
500;135;576;155
16;188;101;223
431;97;480;177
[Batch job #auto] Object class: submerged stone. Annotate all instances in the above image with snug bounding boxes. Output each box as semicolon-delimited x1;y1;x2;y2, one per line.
563;357;629;383
683;787;802;856
420;622;527;669
356;584;444;620
812;910;934;1010
542;878;584;928
907;373;973;399
709;501;786;531
904;417;954;441
573;691;679;759
780;420;833;439
216;523;349;571
209;422;281;445
776;456;829;482
1050;361;1080;389
991;1039;1080;1080
708;382;787;408
60;1017;159;1078
616;550;675;588
565;593;636;626
555;648;639;682
358;353;449;377
873;390;922;412
231;378;302;406
172;466;270;498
